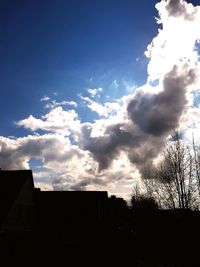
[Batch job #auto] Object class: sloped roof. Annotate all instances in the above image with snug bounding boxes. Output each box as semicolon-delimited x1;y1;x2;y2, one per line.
0;170;33;225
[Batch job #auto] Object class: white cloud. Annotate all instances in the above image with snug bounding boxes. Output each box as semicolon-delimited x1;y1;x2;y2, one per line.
0;133;83;173
40;95;78;109
123;80;137;93
87;87;103;97
0;132;137;199
80;95;121;118
40;96;50;102
145;0;200;81
34;182;53;191
16;107;81;136
45;100;77;109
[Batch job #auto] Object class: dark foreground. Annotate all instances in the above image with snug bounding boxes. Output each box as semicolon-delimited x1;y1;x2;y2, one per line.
0;170;199;265
1;208;200;266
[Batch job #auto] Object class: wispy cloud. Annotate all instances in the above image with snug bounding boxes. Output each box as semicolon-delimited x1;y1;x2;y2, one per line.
40;95;77;109
111;80;119;89
45;100;77;109
40;96;51;102
80;95;120;118
87;87;103;98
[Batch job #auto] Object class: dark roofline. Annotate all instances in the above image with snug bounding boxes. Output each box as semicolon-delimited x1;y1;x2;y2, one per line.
0;169;33;173
0;169;34;224
36;190;107;193
35;190;108;197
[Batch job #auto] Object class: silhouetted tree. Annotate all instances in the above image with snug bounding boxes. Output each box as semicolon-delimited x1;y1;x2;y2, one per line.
158;134;197;209
192;136;200;197
140;131;199;210
130;184;158;210
131;195;158;210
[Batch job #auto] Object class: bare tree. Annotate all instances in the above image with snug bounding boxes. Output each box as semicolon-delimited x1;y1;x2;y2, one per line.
138;131;199;210
192;135;200;197
162;135;197;209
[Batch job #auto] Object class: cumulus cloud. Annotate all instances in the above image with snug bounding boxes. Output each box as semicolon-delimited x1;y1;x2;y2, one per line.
0;134;82;169
78;0;200;174
0;134;93;191
79;119;165;173
146;0;200;81
164;0;198;19
17;107;81;136
128;65;197;136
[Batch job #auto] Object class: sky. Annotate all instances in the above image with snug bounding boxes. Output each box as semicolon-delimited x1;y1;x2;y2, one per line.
0;0;200;199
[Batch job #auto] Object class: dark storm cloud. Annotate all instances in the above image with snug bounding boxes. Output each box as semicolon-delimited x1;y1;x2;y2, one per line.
80;123;136;170
127;66;196;136
80;65;197;174
80;121;165;173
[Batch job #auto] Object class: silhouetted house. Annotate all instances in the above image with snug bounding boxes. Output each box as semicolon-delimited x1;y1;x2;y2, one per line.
33;190;109;255
34;190;108;221
0;169;129;258
0;170;35;258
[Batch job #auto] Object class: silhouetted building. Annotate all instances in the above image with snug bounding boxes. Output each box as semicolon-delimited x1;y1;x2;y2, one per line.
0;170;35;257
33;190;111;256
0;169;129;259
34;190;108;221
2;170;200;265
108;195;127;220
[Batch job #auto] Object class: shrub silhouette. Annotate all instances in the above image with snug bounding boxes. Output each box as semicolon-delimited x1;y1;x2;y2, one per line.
130;194;158;210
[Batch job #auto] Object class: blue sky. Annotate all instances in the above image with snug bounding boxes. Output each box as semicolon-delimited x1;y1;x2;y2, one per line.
1;0;200;197
0;0;159;135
